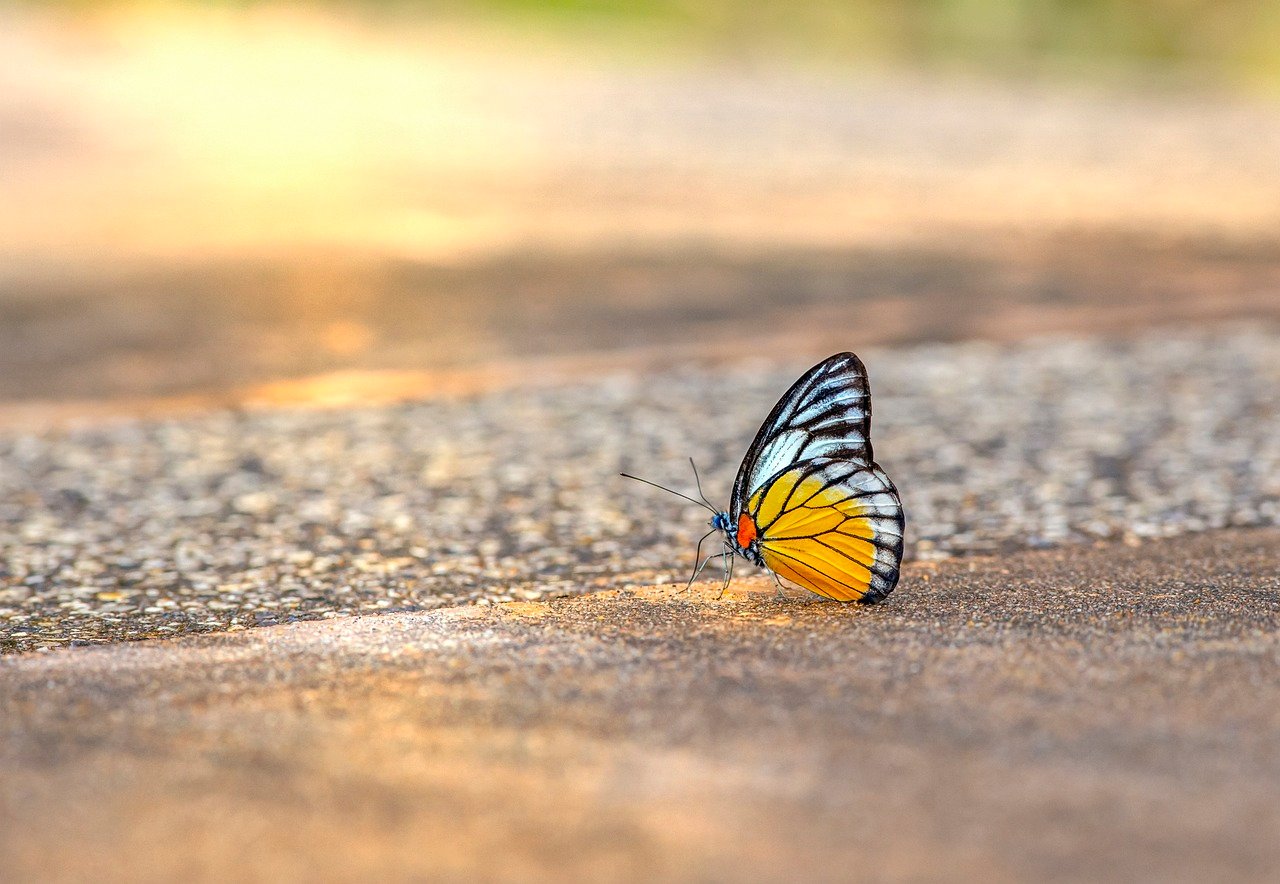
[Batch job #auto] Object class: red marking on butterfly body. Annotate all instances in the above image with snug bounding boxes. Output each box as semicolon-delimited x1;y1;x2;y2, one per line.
736;513;758;548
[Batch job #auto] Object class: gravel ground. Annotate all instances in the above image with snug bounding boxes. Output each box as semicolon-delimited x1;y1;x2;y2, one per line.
2;322;1279;653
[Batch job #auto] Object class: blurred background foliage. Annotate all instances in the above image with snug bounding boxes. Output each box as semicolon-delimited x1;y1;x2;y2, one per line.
17;0;1280;88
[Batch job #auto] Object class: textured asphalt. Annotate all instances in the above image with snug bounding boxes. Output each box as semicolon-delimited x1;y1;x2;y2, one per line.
3;323;1279;653
3;528;1278;882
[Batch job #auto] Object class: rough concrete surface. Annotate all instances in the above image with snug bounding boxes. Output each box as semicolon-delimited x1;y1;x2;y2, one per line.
2;528;1279;882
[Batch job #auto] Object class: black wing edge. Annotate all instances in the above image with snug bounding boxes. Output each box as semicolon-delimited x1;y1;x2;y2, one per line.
855;466;905;605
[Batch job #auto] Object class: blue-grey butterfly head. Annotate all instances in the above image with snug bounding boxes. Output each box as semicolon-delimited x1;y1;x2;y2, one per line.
710;512;732;533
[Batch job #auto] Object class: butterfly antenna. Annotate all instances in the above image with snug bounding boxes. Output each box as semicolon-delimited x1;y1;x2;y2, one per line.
619;472;717;514
688;458;719;512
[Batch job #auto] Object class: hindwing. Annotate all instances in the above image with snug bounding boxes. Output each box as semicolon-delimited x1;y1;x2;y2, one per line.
748;459;904;602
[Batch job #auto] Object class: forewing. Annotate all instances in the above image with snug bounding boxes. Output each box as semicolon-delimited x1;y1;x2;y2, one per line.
749;459;904;602
730;353;873;518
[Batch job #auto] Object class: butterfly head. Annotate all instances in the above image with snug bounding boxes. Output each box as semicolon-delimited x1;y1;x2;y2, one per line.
710;511;732;534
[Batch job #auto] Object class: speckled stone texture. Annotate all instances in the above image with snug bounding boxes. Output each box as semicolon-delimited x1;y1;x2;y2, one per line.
2;324;1278;652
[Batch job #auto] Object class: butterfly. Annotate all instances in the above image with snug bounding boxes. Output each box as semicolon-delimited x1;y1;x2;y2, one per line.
624;352;904;602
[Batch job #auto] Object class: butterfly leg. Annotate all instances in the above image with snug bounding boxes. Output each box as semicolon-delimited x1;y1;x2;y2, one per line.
770;570;788;601
714;548;734;601
678;550;730;595
677;527;719;595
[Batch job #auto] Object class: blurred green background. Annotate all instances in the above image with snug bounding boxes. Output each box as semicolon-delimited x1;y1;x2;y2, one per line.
20;0;1280;87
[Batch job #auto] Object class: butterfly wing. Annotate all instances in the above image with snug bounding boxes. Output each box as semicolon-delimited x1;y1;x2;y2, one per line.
748;458;904;602
729;352;874;515
730;352;903;602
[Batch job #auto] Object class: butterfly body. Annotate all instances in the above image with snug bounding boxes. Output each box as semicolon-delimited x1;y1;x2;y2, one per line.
711;510;765;567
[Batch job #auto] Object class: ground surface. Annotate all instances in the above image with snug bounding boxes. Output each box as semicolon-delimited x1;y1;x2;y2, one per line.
3;323;1278;653
4;529;1279;882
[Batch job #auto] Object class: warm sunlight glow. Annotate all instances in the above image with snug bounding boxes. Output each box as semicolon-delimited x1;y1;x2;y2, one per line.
5;4;1280;281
